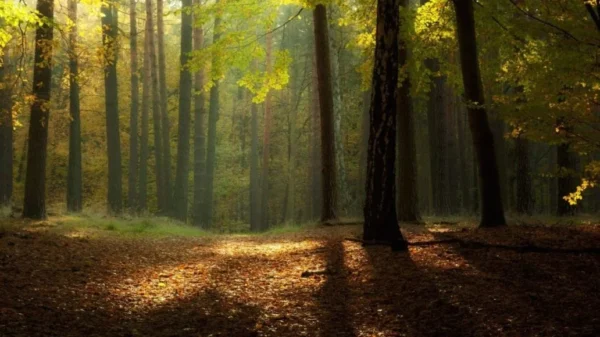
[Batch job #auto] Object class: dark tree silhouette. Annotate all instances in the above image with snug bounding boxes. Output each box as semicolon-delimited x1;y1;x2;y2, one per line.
127;0;139;212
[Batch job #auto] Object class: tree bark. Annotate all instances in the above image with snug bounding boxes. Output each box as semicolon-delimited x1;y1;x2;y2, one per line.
0;19;13;207
172;0;193;221
139;23;151;212
157;0;171;211
101;0;123;214
250;89;260;231
313;5;338;223
67;0;82;212
310;54;322;220
259;31;274;230
452;0;506;227
128;0;139;212
203;13;221;228
23;0;54;219
192;2;207;227
363;0;408;250
396;0;421;223
515;136;533;214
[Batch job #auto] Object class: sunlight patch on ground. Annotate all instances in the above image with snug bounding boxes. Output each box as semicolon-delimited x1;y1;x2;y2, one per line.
206;239;326;258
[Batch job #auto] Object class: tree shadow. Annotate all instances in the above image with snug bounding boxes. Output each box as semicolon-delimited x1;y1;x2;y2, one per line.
426;226;600;335
313;239;356;337
362;245;476;337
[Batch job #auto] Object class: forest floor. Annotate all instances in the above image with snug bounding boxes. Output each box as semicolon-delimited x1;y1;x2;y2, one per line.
1;216;600;337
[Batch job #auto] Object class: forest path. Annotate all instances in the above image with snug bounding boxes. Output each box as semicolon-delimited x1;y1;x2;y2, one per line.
1;221;600;336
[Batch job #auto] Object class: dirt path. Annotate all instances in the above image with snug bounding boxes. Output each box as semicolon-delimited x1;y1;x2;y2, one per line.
1;223;600;336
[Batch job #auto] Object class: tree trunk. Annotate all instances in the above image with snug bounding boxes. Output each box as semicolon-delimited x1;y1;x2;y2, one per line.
157;0;171;211
23;0;54;219
67;0;82;212
139;24;151;212
396;0;421;223
327;5;350;213
192;4;207;227
204;13;221;228
363;0;407;250
250;90;260;231
146;0;166;212
102;0;123;214
172;0;193;221
452;0;506;227
310;55;322;220
127;0;139;212
0;24;13;207
259;31;274;230
313;5;338;223
357;88;370;216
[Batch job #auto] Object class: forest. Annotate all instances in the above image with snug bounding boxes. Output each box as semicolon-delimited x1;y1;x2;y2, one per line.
0;0;599;336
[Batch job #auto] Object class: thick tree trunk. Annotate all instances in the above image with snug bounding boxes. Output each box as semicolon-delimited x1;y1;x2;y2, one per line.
363;0;407;250
396;0;421;223
157;0;171;210
128;0;139;212
139;26;151;212
313;5;338;223
146;0;166;212
192;5;207;227
327;5;350;213
172;0;193;221
23;0;54;219
67;0;82;212
203;14;221;228
0;26;13;207
102;1;123;214
452;0;506;227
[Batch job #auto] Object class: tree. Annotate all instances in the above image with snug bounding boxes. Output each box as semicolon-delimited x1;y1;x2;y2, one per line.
128;0;139;212
23;0;54;219
203;12;222;227
172;0;193;221
260;30;273;230
312;4;338;223
67;0;82;212
452;0;506;227
363;0;408;250
396;0;421;223
0;22;13;207
101;0;123;214
309;54;322;220
138;14;152;211
146;0;166;212
157;0;171;209
249;89;260;231
192;0;207;227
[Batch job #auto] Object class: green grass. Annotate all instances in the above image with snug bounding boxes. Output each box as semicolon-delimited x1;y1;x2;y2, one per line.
51;213;210;238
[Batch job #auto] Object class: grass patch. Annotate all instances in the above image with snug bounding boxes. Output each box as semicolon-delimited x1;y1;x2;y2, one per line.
49;214;210;238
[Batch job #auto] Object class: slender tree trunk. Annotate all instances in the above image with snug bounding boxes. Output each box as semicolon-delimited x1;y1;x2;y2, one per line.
310;55;322;220
204;13;221;227
128;0;139;212
284;55;298;224
250;90;260;231
192;3;207;227
358;88;370;215
259;31;274;230
0;24;13;207
146;0;166;212
172;0;193;221
67;0;82;212
313;5;338;223
157;0;171;210
452;0;506;227
23;0;54;219
456;101;469;212
363;0;408;250
396;0;421;223
139;26;151;211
